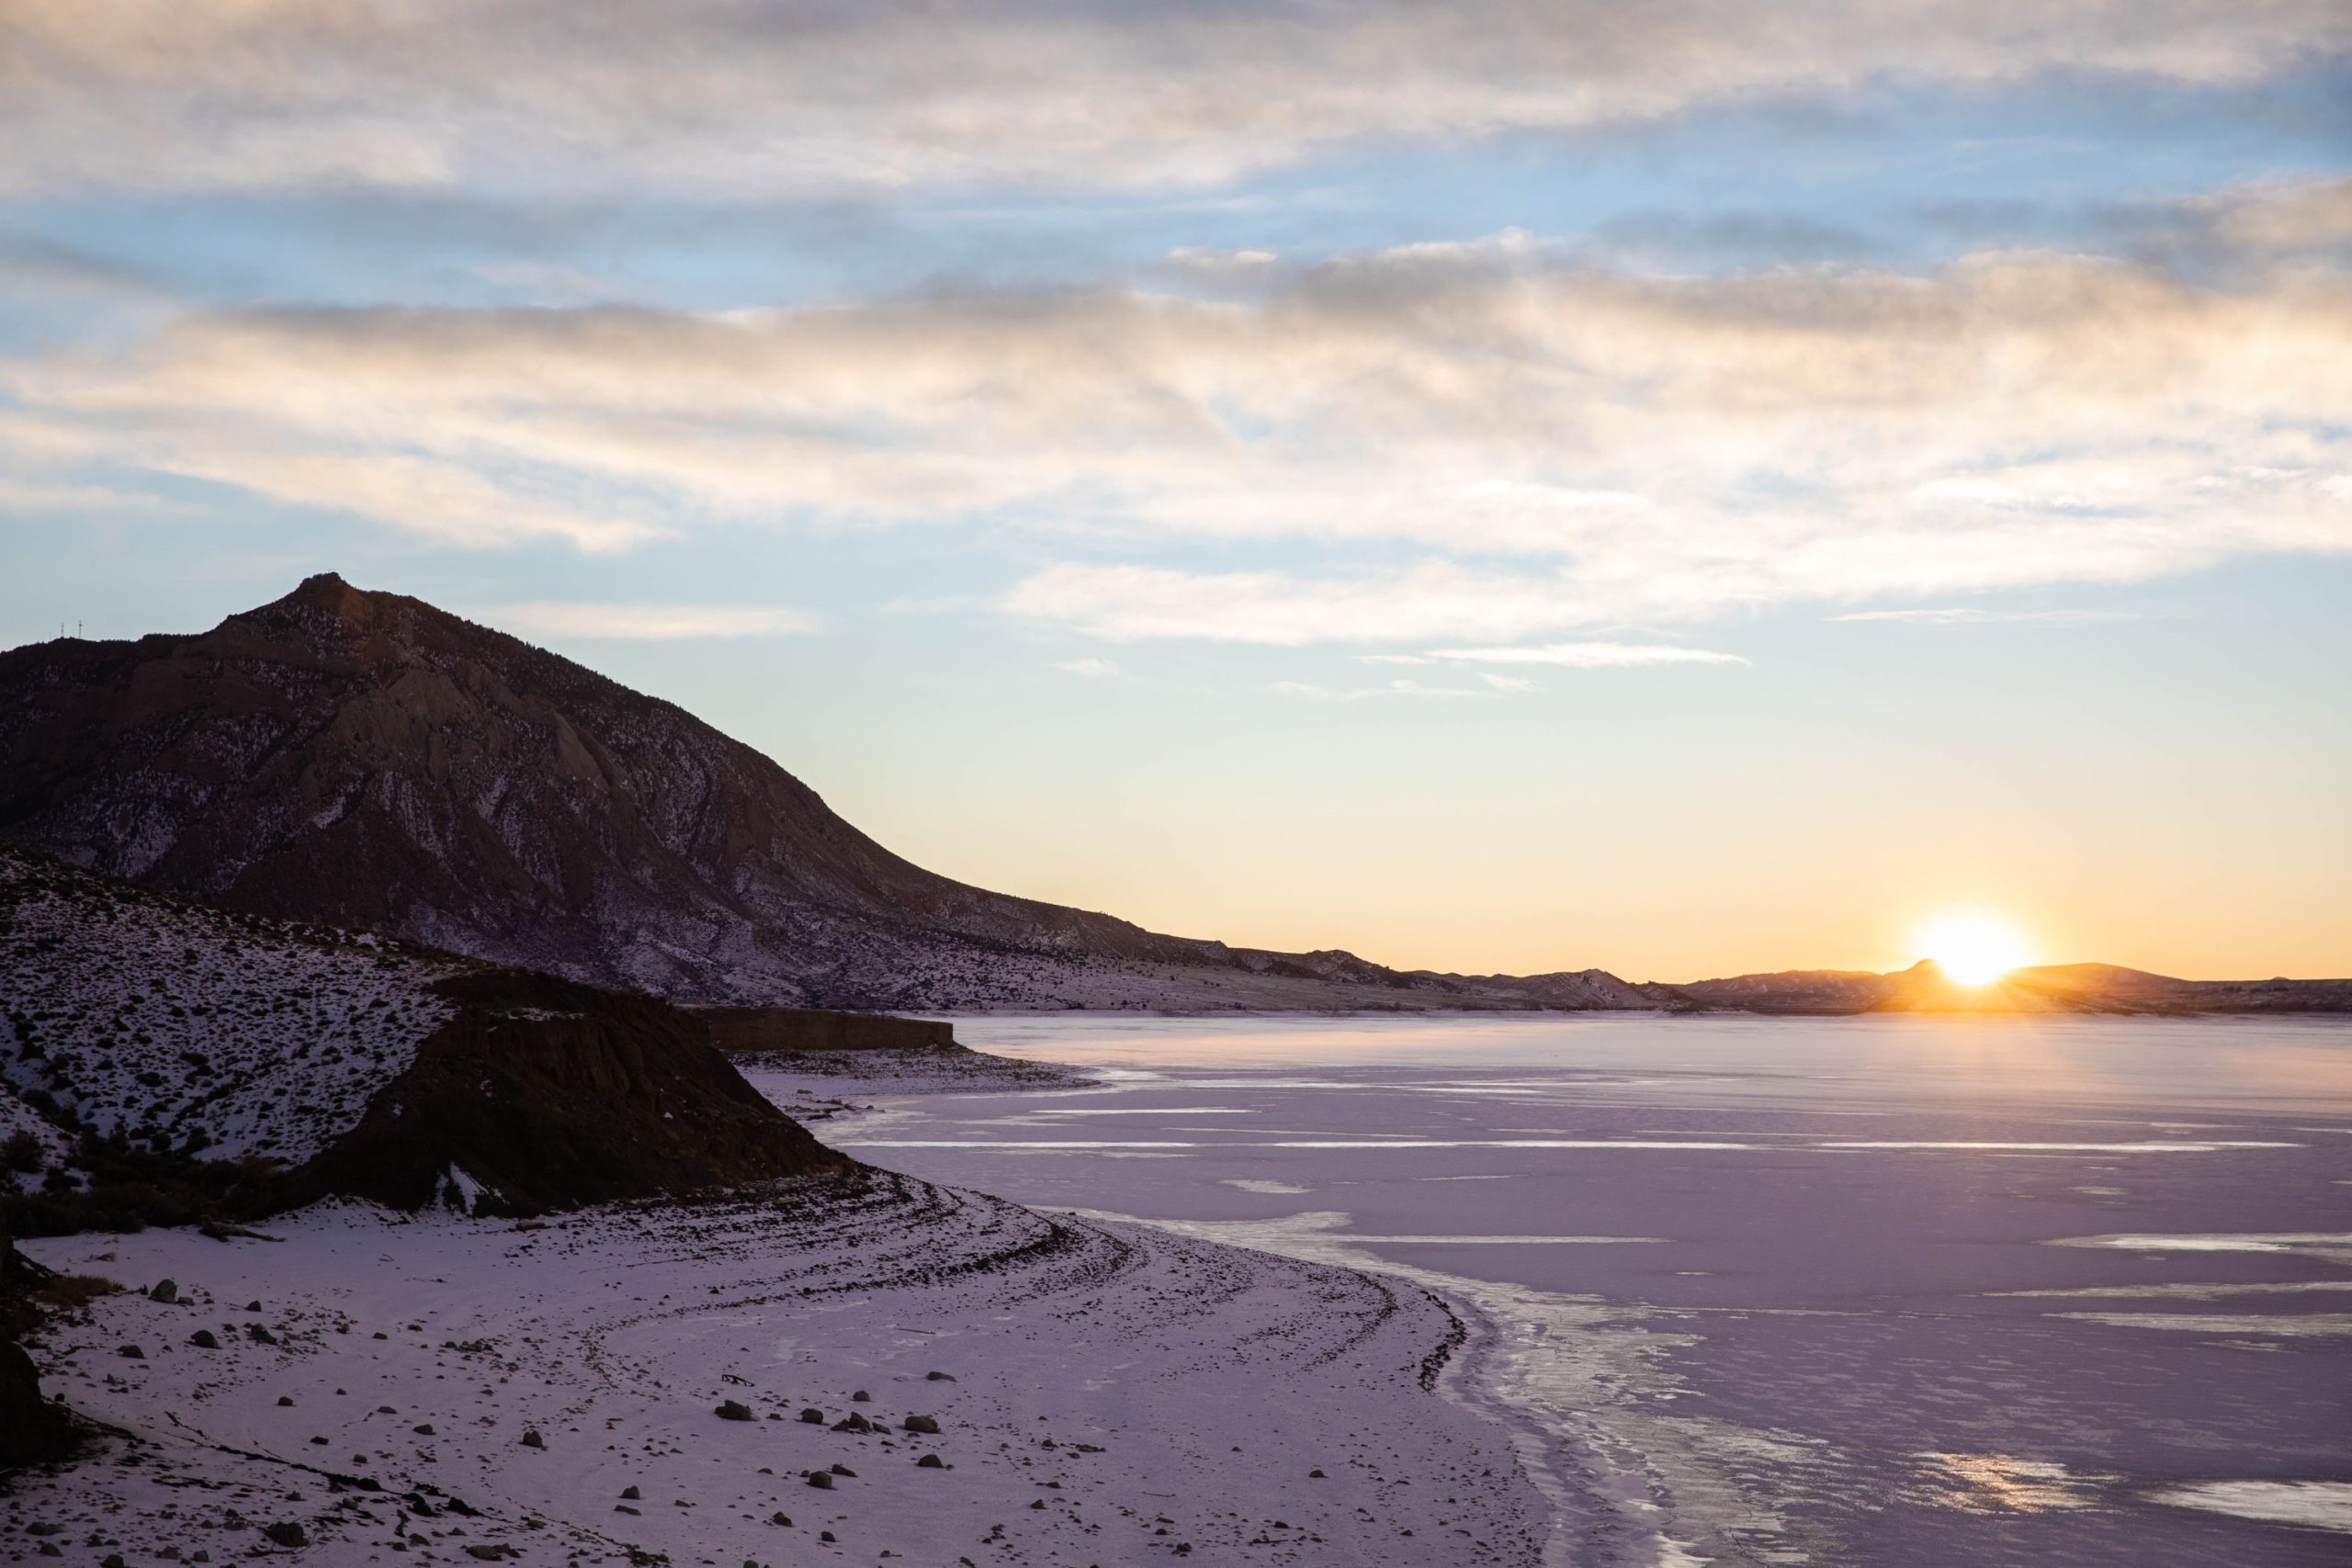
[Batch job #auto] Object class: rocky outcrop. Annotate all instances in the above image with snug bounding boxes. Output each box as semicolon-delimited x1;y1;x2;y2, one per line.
0;1227;74;1467
697;1007;958;1054
283;969;847;1216
1;842;843;1234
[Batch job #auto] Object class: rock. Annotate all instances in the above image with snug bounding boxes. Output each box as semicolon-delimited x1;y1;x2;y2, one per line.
830;1463;855;1477
413;1424;435;1436
831;1413;871;1433
901;1414;941;1435
1029;1499;1046;1510
768;1513;791;1527
613;1505;639;1516
103;1555;125;1568
378;1404;398;1414
463;1547;514;1562
1309;1469;1326;1478
620;1485;640;1500
152;1280;178;1303
36;1546;61;1559
262;1522;307;1548
245;1301;263;1312
916;1454;947;1469
819;1532;834;1543
716;1399;754;1421
804;1471;833;1490
246;1324;277;1345
520;1429;544;1449
925;1371;956;1382
188;1330;219;1348
118;1344;145;1359
797;1407;824;1424
850;1388;870;1402
277;1396;294;1406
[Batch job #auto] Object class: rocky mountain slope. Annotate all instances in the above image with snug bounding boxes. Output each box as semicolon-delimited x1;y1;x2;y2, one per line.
0;574;1687;1012
0;841;844;1234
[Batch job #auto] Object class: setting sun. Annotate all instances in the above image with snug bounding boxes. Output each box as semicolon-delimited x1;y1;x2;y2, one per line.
1914;911;2036;987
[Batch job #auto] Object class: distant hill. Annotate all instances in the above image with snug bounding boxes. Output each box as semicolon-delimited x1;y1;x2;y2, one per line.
0;841;844;1234
0;574;2341;1015
1678;959;2352;1015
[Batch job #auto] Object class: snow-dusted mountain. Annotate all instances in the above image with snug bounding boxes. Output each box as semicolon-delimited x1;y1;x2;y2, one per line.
0;573;1686;1011
0;841;843;1232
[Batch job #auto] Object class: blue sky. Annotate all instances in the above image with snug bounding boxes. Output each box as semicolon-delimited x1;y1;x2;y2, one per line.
3;2;2347;978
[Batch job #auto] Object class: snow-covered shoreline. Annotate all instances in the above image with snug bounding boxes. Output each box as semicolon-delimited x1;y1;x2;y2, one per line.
12;1171;1547;1566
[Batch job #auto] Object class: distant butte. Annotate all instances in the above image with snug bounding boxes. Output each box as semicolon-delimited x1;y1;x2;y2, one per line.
1;575;2344;1016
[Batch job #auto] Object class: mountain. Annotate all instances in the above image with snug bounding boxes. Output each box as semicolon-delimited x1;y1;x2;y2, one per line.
0;573;1684;1012
0;840;844;1235
0;574;2341;1015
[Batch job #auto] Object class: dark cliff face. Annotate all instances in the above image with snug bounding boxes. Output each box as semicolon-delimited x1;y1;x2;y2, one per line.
280;969;850;1217
0;573;1224;1009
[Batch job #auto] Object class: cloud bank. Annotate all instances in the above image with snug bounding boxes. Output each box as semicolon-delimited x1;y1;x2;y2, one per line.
1;1;2343;195
487;601;820;639
6;190;2350;642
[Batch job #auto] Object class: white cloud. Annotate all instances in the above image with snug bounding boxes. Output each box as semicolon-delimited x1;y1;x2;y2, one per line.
6;218;2351;640
1430;641;1750;668
486;602;820;640
0;2;2337;196
1826;606;2135;624
1055;656;1121;677
1478;672;1540;691
1274;678;1489;702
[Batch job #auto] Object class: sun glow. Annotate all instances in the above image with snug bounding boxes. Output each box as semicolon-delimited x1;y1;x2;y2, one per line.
1915;911;2035;987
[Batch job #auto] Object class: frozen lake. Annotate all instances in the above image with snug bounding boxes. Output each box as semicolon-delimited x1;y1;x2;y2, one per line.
822;1013;2352;1566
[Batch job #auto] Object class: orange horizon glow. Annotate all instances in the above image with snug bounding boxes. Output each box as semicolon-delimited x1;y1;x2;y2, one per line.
1913;910;2037;987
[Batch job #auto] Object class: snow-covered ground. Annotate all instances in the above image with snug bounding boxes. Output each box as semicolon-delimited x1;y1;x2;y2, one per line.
13;1172;1545;1567
0;846;462;1168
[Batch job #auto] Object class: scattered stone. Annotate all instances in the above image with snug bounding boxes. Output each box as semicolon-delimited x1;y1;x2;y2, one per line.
262;1523;307;1549
1309;1469;1326;1478
189;1327;220;1348
152;1280;179;1304
246;1325;277;1346
26;1525;61;1538
797;1407;825;1424
118;1344;145;1359
377;1404;398;1414
463;1547;515;1562
520;1429;545;1449
36;1546;61;1559
614;1506;639;1517
620;1485;640;1500
925;1371;956;1382
916;1454;947;1470
1028;1499;1046;1510
768;1513;791;1527
819;1532;835;1543
102;1555;125;1568
245;1301;263;1312
413;1424;435;1436
277;1396;294;1406
831;1413;871;1433
901;1415;941;1435
804;1472;833;1491
830;1463;855;1477
716;1399;754;1421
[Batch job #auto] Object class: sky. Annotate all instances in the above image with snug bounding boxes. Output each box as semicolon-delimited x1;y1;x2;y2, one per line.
2;1;2348;981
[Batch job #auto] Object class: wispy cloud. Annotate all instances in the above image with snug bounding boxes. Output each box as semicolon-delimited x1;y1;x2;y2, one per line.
1;3;2337;196
1430;642;1750;668
1274;678;1490;702
1054;656;1121;677
1826;607;2138;625
486;602;820;640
